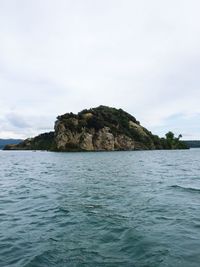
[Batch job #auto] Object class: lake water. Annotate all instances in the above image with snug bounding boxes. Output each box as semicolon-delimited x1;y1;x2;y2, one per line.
0;149;200;267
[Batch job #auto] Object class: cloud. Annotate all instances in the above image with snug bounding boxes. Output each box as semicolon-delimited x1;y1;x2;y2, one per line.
0;0;200;139
6;113;30;129
0;112;54;139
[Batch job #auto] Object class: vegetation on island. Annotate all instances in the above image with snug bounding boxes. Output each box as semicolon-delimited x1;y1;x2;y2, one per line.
3;132;55;151
160;131;188;149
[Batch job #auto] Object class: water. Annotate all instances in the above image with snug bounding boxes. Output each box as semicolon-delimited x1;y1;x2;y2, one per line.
0;149;200;267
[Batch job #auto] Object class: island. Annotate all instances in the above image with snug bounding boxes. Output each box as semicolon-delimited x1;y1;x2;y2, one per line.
4;106;188;151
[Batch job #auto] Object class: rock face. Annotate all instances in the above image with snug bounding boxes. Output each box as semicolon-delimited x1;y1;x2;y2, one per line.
53;106;157;151
3;106;188;151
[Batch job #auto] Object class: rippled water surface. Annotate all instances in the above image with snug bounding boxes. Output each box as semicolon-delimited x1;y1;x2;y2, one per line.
0;149;200;267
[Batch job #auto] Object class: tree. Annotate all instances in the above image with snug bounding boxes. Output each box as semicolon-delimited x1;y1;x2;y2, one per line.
164;131;187;149
178;134;182;140
165;131;174;141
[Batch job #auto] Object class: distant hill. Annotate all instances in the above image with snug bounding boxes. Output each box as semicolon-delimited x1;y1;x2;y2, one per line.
183;140;200;148
3;106;188;151
0;139;23;149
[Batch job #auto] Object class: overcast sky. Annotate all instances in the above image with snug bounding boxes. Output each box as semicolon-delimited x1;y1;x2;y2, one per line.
0;0;200;139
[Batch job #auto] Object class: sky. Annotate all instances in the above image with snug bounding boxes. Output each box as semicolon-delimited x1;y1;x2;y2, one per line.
0;0;200;140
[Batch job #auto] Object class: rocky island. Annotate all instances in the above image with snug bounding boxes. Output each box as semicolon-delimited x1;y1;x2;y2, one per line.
4;106;187;151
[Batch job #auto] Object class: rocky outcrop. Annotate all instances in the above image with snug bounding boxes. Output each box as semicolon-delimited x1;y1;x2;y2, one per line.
53;106;158;151
3;106;188;151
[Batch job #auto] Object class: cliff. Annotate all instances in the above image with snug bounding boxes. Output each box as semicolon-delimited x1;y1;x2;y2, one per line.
3;106;188;151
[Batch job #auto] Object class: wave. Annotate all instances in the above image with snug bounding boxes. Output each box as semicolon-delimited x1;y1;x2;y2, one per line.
170;185;200;193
